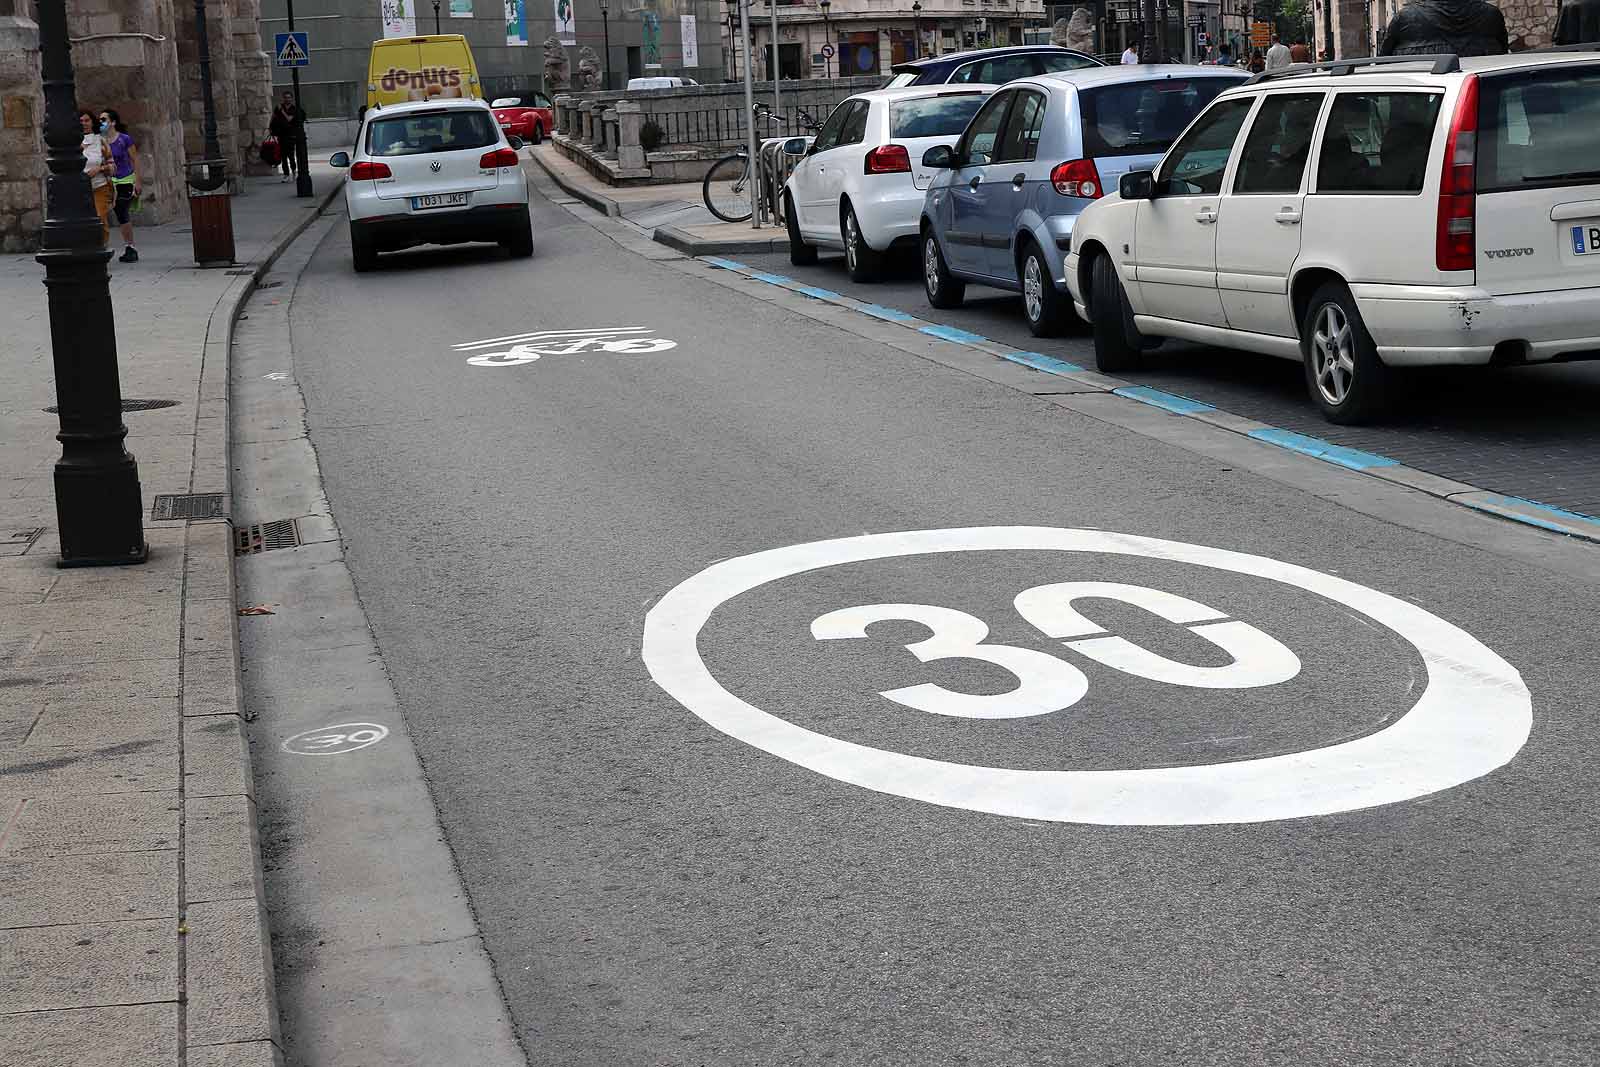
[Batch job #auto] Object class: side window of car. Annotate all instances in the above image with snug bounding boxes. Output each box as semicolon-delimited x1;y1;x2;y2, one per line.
1036;53;1097;74
534;93;552;108
1316;91;1444;194
1232;93;1325;195
839;101;871;147
996;90;1047;163
959;90;1013;166
810;101;853;153
1156;98;1254;196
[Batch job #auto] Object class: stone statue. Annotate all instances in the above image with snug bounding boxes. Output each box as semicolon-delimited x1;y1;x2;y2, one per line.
1378;0;1509;57
575;46;602;91
1052;7;1096;53
543;35;571;91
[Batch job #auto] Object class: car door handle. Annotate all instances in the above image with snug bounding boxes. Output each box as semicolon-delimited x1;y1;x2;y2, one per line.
1011;172;1027;188
1194;208;1217;224
1275;207;1302;225
969;175;982;191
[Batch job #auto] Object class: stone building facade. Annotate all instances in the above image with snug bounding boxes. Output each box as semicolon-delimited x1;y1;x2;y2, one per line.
1314;0;1560;61
0;0;271;252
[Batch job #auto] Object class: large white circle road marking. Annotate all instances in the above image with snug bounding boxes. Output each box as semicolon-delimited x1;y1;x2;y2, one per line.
641;527;1532;826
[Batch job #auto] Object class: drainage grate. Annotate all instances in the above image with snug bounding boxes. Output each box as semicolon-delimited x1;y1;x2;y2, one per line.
151;493;227;521
225;269;254;276
43;398;180;414
0;527;45;557
258;281;282;289
235;519;300;555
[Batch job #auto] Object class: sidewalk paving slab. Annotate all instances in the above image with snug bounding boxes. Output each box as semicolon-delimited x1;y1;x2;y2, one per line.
0;164;341;1067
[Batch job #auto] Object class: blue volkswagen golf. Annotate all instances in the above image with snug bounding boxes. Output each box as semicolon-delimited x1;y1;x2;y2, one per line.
918;64;1247;336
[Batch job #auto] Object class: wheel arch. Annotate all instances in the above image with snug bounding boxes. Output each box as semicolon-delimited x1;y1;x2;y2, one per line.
1290;266;1350;334
1075;238;1112;318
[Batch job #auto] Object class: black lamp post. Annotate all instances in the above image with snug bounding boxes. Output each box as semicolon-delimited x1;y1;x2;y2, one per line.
912;0;921;57
600;0;612;89
819;0;831;76
433;0;442;33
35;0;147;566
284;0;313;197
190;0;225;189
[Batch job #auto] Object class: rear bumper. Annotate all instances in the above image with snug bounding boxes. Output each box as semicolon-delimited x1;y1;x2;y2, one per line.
351;203;530;249
1354;282;1600;366
852;184;932;250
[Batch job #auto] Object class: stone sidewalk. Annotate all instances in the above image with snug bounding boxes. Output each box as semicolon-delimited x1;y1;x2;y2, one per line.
530;145;790;255
0;166;339;1067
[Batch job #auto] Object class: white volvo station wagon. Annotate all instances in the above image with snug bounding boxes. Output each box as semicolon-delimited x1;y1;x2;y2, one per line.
1064;50;1600;423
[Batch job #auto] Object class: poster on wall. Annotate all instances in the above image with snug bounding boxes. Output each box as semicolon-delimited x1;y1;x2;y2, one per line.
450;0;471;16
381;0;416;38
680;13;698;67
553;0;576;44
506;0;527;45
643;11;661;68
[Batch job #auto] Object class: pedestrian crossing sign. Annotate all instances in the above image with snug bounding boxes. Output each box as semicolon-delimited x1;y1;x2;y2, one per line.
275;31;309;67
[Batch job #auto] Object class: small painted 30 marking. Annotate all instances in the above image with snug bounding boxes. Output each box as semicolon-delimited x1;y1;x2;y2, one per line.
451;327;678;367
281;722;389;756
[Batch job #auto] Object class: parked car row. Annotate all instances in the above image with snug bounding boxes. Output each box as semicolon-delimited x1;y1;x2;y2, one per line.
782;49;1600;423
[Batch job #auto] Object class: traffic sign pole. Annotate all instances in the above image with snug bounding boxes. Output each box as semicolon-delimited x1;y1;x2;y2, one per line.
281;4;313;198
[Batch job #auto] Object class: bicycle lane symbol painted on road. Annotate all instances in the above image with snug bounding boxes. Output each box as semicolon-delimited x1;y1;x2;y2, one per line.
641;527;1533;826
451;327;678;367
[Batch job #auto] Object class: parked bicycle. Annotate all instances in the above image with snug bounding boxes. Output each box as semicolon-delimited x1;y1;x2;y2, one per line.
701;103;823;224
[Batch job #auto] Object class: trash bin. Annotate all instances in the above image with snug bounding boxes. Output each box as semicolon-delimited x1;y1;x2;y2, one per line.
186;160;235;267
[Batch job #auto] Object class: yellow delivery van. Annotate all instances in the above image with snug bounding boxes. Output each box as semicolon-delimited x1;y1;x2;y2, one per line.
366;35;482;110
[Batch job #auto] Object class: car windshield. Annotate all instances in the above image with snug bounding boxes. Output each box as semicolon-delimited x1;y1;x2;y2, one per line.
1478;65;1600;193
1079;77;1240;157
890;94;990;137
367;110;499;156
490;97;521;108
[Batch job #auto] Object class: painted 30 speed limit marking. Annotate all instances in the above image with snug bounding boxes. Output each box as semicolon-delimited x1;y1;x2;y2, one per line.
642;527;1532;826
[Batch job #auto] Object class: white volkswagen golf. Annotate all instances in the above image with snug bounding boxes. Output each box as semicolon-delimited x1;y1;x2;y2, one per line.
333;97;532;272
1065;50;1600;423
781;86;996;281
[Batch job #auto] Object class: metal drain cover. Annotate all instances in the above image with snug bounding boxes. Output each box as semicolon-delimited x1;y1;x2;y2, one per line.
236;519;300;555
0;527;45;557
151;493;227;521
43;398;180;414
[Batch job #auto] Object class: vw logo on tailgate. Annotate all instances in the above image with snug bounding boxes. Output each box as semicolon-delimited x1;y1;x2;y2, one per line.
430;161;442;172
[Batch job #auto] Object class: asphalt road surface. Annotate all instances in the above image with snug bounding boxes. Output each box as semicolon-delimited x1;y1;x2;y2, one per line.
735;245;1600;518
276;176;1600;1066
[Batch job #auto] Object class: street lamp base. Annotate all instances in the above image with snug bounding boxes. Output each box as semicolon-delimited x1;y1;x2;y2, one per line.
53;455;148;568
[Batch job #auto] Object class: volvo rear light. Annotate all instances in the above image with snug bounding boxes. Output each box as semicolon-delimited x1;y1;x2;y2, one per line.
349;160;392;180
864;144;912;174
1436;74;1479;273
1051;159;1103;199
479;147;520;168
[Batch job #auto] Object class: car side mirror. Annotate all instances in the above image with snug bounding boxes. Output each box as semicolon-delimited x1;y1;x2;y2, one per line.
1119;170;1155;200
507;135;525;151
329;151;351;168
782;137;809;156
921;144;955;169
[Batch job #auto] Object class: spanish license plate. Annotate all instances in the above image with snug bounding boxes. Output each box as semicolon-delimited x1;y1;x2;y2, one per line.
1571;223;1600;256
412;192;468;210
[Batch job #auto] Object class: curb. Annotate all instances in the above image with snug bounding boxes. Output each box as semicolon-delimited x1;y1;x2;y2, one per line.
695;255;1600;547
653;224;789;257
528;147;621;217
179;175;343;1066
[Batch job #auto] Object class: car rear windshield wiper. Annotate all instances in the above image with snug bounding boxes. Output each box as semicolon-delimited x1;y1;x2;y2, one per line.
1522;169;1600;182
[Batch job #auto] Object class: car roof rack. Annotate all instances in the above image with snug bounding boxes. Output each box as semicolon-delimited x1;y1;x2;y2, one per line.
1243;53;1460;86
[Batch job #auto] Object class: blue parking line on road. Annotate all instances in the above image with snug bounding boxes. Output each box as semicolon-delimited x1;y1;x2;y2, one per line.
1113;386;1217;416
702;257;748;271
858;304;922;324
1003;351;1085;375
1247;427;1399;470
751;271;794;286
792;285;843;301
1461;494;1600;536
920;324;989;344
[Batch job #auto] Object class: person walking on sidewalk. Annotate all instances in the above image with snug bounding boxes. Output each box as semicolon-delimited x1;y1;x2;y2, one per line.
1265;34;1293;70
78;110;113;247
100;108;141;263
269;91;304;183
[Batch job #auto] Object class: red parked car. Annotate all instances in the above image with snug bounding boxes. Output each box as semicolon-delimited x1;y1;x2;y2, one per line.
490;94;554;145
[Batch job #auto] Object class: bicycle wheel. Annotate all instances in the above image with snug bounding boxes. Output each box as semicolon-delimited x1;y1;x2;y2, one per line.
703;154;753;223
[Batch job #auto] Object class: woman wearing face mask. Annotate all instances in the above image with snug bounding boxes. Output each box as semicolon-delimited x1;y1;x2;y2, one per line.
99;109;141;263
78;110;114;246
